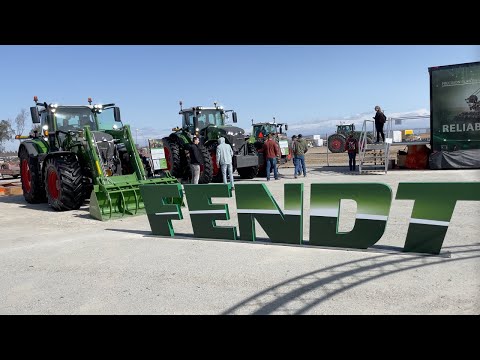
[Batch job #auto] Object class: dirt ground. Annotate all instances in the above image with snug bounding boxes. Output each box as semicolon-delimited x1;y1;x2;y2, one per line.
280;144;410;168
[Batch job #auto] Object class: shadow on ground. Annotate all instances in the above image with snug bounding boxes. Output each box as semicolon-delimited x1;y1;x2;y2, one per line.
220;243;480;314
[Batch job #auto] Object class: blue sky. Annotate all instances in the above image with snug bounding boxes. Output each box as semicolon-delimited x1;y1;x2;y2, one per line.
1;45;478;150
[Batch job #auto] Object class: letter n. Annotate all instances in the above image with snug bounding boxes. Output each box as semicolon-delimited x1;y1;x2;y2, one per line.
236;183;303;244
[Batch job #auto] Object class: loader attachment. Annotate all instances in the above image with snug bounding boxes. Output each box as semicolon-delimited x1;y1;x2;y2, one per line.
89;173;180;221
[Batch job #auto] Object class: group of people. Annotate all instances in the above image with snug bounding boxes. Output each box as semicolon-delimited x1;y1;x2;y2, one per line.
189;136;235;188
345;105;387;172
189;105;387;182
291;134;308;178
262;133;309;181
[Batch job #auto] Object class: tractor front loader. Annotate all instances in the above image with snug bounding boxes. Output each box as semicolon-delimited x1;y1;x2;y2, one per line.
17;97;179;221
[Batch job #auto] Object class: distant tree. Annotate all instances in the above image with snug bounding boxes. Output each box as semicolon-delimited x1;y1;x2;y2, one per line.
15;108;29;136
0;119;14;153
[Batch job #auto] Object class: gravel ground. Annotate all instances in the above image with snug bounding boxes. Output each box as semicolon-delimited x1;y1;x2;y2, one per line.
0;166;479;314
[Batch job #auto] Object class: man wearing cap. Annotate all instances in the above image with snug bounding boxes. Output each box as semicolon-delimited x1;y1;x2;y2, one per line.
294;134;308;177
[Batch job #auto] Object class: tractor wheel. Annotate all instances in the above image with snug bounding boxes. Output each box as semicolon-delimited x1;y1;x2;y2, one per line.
328;134;346;153
19;147;46;204
162;138;183;178
44;155;86;211
238;143;259;179
207;143;223;183
198;145;213;184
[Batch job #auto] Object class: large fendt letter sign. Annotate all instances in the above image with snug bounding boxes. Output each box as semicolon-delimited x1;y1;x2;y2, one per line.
139;182;480;255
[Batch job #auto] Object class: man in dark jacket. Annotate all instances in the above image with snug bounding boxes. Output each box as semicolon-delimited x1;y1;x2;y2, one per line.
262;133;281;181
373;105;386;143
345;132;359;171
189;136;204;184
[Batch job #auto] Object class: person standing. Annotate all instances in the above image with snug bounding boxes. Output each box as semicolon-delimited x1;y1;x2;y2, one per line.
373;105;386;143
216;137;235;189
189;136;204;184
263;133;281;181
291;134;299;178
294;134;308;177
345;132;359;172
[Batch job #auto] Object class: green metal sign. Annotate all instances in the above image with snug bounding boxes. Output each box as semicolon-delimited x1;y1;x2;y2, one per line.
430;62;480;151
139;182;480;255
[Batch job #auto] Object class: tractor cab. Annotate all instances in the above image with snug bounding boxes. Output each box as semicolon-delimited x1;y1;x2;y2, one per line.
336;124;355;135
29;98;123;153
252;121;288;141
178;102;237;141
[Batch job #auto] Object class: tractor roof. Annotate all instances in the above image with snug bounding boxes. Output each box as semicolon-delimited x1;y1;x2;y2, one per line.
253;122;286;126
179;106;224;114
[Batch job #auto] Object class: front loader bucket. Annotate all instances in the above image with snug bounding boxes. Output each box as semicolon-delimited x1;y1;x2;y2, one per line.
89;174;180;221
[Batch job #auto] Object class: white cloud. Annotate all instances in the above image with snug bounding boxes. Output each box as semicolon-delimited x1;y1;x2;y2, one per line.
288;108;430;136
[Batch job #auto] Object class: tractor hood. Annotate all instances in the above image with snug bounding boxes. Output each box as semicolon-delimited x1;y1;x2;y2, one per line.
216;125;245;136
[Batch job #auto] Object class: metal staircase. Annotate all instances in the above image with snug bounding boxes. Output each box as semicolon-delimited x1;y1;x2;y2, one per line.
358;119;392;174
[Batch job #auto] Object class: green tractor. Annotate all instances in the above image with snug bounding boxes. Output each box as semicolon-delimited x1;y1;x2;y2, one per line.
248;119;292;176
327;123;373;153
162;102;259;183
17;97;179;221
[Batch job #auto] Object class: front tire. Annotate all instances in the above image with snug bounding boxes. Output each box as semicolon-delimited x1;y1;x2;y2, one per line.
19;147;46;203
44;155;86;211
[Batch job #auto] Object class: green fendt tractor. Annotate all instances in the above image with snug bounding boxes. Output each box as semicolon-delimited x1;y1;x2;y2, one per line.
17;97;178;221
327;123;373;153
162;102;259;183
248;119;291;176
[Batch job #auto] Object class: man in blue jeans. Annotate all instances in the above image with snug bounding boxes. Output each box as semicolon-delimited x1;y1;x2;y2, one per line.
294;134;308;178
262;133;280;181
216;137;235;189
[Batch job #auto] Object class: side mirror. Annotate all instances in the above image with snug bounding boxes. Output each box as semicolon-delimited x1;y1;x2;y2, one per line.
30;107;40;124
285;124;288;131
113;107;121;122
232;112;238;123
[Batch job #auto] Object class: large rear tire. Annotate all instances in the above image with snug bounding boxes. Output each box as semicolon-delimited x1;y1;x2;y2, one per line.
207;143;223;183
328;134;346;153
44;155;86;211
198;145;213;184
19;147;46;203
162;138;183;178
